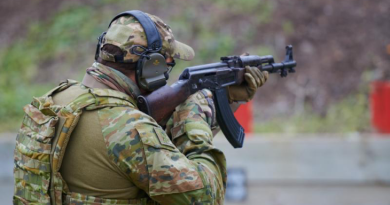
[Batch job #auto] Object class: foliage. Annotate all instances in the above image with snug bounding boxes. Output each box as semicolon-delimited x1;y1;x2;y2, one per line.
0;0;275;131
254;90;370;133
0;0;374;134
0;5;101;131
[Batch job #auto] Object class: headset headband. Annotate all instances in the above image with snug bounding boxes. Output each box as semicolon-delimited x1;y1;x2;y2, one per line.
108;10;162;52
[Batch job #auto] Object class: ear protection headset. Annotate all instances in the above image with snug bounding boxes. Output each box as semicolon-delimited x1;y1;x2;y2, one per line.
95;10;175;91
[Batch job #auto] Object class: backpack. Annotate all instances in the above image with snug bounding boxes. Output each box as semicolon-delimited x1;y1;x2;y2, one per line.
13;79;136;204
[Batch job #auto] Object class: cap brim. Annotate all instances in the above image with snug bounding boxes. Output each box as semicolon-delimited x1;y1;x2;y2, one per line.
171;40;195;61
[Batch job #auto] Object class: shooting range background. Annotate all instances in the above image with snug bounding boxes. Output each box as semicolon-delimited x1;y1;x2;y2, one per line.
1;0;390;204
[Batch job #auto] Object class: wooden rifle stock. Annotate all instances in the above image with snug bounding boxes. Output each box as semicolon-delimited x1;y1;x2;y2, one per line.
137;80;192;126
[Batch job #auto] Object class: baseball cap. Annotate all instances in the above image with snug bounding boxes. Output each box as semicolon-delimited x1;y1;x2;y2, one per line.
99;13;195;63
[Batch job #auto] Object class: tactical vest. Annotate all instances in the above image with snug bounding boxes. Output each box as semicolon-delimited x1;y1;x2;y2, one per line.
13;80;156;205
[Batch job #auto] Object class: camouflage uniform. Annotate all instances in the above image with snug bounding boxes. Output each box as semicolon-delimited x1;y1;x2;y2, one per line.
14;12;226;205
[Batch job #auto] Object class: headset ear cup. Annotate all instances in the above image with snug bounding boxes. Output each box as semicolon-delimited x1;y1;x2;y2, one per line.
136;53;168;91
107;10;167;92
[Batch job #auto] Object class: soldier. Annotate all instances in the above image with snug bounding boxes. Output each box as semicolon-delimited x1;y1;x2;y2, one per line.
13;11;268;205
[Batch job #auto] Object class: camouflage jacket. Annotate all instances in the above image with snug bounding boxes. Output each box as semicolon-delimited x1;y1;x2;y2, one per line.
14;63;227;205
90;91;227;205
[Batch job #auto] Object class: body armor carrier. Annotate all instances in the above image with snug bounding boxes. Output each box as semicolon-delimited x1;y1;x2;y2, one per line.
13;80;155;205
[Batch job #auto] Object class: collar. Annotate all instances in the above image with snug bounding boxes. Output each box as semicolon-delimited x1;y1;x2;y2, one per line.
84;62;141;99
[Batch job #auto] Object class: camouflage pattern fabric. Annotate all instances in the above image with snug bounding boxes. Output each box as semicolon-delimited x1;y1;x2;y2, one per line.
166;89;217;134
64;192;155;205
100;13;195;63
97;89;226;204
14;61;226;204
13;79;140;204
13;80;77;205
52;85;138;204
86;62;141;99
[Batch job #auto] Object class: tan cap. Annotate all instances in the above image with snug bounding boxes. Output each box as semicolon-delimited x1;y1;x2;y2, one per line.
99;13;195;63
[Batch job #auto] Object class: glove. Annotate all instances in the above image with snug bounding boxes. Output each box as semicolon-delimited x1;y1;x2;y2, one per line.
227;65;268;103
166;89;216;140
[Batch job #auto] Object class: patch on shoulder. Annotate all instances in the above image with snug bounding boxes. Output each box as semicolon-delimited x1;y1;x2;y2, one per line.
154;127;175;149
135;123;176;151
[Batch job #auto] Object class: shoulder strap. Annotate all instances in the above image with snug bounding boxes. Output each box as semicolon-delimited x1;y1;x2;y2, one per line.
43;79;78;98
31;79;79;114
53;87;136;172
49;87;137;203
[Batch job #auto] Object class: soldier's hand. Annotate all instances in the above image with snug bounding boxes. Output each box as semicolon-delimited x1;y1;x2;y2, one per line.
227;65;268;103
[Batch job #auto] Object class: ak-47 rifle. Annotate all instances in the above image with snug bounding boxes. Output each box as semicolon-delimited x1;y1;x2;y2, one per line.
137;45;297;148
